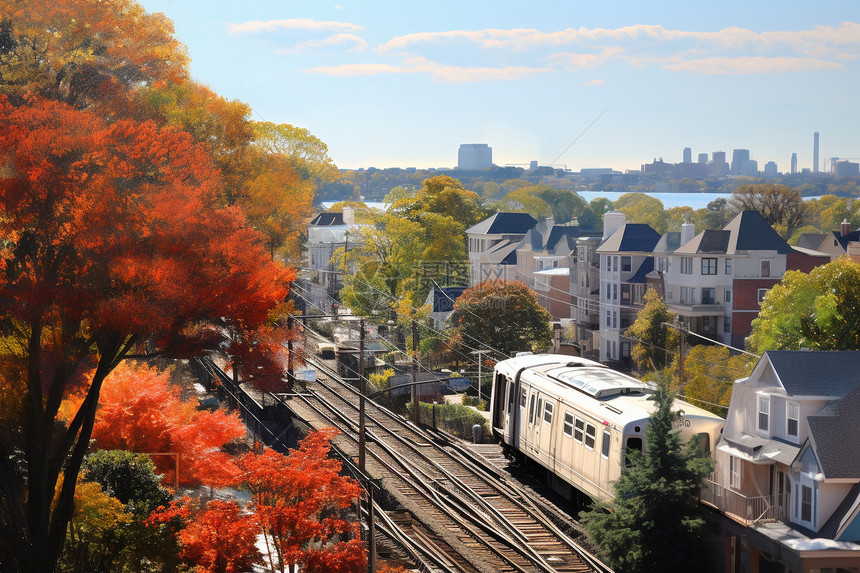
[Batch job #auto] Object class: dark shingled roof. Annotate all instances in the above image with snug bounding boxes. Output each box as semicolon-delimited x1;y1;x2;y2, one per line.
764;350;860;397
807;385;860;479
309;212;345;226
723;210;791;254
675;229;731;254
428;287;466;313
652;232;680;254
466;212;537;235
829;229;860;251
597;223;661;253
795;233;828;250
628;258;654;283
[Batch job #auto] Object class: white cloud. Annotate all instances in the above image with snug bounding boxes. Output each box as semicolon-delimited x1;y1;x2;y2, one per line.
546;47;624;70
584;79;605;86
307;55;550;83
663;56;843;74
227;18;362;36
279;33;368;54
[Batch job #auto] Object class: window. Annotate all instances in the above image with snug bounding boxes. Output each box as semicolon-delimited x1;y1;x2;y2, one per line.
701;287;716;305
801;484;813;523
613;256;618;271
758;395;770;433
605;283;610;301
543;402;553;425
536;398;543;425
520;388;526;408
725;259;732;274
621;256;631;272
724;316;732;333
602;430;611;458
681;257;693;274
702;258;717;275
539;260;544;270
563;412;574;437
729;455;741;489
761;259;771;277
584;423;596;449
612;311;617;329
621;284;631;305
757;288;768;304
574;418;584;443
724;289;732;303
528;394;536;425
613;283;618;300
787;402;799;438
605;310;611;328
621;311;631;328
625;437;642;468
621;341;630;357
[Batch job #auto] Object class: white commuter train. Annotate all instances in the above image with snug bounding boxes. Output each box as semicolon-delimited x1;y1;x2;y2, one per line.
490;353;724;503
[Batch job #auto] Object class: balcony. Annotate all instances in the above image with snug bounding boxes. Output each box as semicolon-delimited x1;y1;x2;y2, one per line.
700;479;789;526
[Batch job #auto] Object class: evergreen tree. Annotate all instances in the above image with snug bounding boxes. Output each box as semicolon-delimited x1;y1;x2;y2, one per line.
580;380;714;573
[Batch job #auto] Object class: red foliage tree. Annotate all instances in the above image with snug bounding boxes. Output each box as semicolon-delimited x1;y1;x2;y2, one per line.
238;430;366;573
177;500;261;573
91;363;246;488
0;96;293;573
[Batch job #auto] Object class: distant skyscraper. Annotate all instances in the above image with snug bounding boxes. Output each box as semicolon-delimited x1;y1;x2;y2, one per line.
764;161;778;178
683;147;692;163
457;144;492;171
712;151;728;177
791;153;798;174
731;149;750;175
698;153;708;164
813;132;820;173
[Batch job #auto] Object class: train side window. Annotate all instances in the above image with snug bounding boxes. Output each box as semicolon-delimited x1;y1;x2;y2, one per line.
585;424;596;450
601;430;611;458
528;394;536;425
520;388;526;408
543;402;553;425
625;437;643;468
574;418;584;443
563;412;574;437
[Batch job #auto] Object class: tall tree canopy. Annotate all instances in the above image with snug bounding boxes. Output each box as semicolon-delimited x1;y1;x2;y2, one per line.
446;280;553;356
626;288;678;373
729;183;808;239
748;258;860;353
0;96;292;573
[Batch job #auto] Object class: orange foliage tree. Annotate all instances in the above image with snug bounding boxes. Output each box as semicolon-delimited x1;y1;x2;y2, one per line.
176;500;261;573
91;363;246;488
238;430;366;573
0;96;292;573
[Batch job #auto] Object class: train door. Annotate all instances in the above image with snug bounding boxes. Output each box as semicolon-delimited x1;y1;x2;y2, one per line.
533;395;544;454
490;372;507;437
507;378;521;449
597;427;612;490
538;399;556;471
525;388;537;452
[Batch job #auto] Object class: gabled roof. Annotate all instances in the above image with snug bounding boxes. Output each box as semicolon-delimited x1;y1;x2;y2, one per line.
674;229;731;254
596;223;661;253
807;385;860;479
722;210;791;254
795;233;828;250
426;286;466;313
546;225;582;252
309;212;345;226
482;240;520;265
829;229;860;251
756;350;860;397
466;212;537;236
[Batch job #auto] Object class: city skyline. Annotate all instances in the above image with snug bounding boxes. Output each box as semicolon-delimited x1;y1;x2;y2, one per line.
137;0;859;172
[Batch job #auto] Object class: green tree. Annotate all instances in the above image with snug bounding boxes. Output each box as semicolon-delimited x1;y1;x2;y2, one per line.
580;381;714;573
446;280;552;356
615;193;668;233
729;183;808;239
626;289;678;373
748;258;860;353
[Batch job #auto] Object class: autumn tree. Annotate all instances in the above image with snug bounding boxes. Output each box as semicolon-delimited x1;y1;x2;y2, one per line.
580;382;714;572
615;192;669;234
682;346;755;415
238;430;366;573
177;500;261;573
729;183;808;239
446;280;553;356
748;258;860;353
0;97;292;573
90;363;247;488
626;288;678;373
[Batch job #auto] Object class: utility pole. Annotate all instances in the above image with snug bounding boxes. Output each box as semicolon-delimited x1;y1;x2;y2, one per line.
677;318;685;390
471;349;490;403
286;314;294;394
358;319;365;471
411;320;420;425
356;318;375;573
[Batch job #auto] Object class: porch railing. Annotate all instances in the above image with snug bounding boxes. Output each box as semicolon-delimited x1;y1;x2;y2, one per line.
700;479;789;526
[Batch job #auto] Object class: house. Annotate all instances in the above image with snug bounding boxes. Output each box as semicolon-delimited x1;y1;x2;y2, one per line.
466;212;537;286
305;206;364;311
703;351;860;572
595;212;661;366
569;235;602;361
663;211;829;348
424;286;466;330
809;220;860;260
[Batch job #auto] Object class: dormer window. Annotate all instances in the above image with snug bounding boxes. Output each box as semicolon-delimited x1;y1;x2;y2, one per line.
757;395;770;433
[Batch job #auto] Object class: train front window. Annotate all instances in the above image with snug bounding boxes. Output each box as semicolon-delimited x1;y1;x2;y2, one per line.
625;437;643;467
697;432;710;453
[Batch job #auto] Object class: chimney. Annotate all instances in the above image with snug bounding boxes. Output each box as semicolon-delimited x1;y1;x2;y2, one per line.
602;211;625;241
681;222;695;246
342;206;355;225
545;216;555;230
841;218;851;236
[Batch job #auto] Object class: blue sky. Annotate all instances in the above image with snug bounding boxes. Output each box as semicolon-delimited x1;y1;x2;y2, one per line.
138;1;859;173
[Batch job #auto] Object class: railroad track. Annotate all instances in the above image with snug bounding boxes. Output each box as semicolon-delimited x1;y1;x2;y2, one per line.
283;355;613;573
